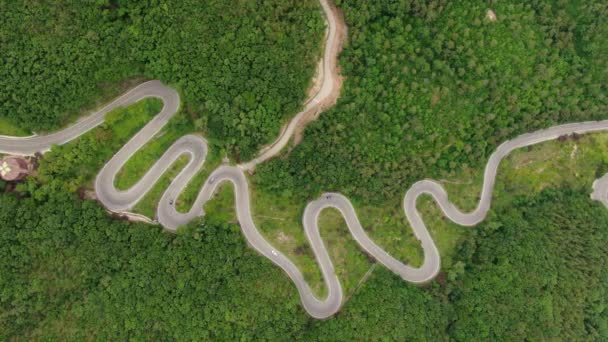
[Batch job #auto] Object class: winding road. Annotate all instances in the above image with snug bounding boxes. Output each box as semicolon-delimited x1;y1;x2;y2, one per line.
1;0;608;320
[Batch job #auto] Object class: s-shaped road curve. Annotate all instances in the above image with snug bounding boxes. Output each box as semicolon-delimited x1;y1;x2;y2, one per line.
4;84;608;319
3;5;608;321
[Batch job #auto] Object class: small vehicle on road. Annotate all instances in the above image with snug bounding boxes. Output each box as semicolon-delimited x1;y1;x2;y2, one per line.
271;250;278;256
209;176;216;184
169;199;174;205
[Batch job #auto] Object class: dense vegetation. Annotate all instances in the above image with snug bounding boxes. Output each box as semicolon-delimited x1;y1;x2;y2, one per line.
4;98;608;339
0;191;308;339
2;0;607;339
256;0;608;202
1;182;606;339
0;0;324;159
19;99;162;201
449;189;608;340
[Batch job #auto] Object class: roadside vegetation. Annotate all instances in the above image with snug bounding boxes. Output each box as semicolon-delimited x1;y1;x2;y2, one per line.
2;174;606;339
245;0;608;309
1;0;607;339
240;131;608;301
256;0;608;203
0;0;324;159
14;75;606;340
21;99;162;200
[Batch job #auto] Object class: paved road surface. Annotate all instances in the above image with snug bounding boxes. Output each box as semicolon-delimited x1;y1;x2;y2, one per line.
4;81;608;318
3;1;608;319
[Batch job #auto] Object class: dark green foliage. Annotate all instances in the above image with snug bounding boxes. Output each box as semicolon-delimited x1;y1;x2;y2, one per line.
0;0;324;159
2;0;608;339
0;192;308;340
448;189;608;340
2;186;605;339
256;0;608;202
305;268;449;341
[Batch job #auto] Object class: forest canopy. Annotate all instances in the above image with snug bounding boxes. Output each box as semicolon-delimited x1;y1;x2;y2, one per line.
0;0;324;159
256;0;608;203
1;0;607;339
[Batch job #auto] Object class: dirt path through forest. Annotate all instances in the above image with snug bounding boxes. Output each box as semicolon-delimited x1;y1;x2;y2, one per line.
239;0;347;170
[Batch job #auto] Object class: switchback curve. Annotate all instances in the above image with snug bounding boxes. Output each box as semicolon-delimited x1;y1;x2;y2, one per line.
2;3;608;321
4;81;608;319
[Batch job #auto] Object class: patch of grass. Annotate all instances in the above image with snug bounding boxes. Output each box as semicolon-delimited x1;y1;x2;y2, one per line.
355;201;424;268
439;132;608;211
114;112;195;190
318;208;374;295
499;133;608;196
104;99;163;142
0;117;31;136
132;156;190;219
175;148;225;213
202;183;237;224
416;198;471;269
29;98;163;195
248;188;328;297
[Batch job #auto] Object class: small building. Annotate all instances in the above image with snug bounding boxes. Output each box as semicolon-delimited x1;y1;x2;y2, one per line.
0;156;31;181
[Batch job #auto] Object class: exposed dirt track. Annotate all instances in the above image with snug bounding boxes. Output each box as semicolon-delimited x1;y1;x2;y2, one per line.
293;1;347;147
2;0;608;321
239;0;346;171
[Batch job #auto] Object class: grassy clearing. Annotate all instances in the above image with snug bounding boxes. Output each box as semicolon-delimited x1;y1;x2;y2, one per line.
249;189;326;297
132;156;190;219
202;183;237;224
318;208;375;295
498;133;608;197
0;117;31;136
175;149;224;214
114;113;194;190
355;201;424;268
438;132;608;210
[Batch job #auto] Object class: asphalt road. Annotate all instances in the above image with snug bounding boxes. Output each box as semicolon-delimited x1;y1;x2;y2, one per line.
4;81;608;318
3;0;608;319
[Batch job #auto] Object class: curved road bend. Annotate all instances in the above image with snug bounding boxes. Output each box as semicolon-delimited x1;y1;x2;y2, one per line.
0;82;178;155
4;82;608;318
2;4;608;321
